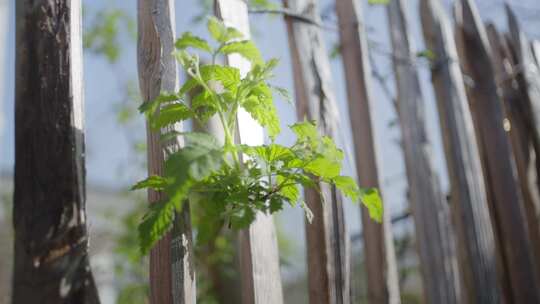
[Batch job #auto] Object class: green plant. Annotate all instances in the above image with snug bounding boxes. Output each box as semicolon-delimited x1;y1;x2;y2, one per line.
132;17;383;255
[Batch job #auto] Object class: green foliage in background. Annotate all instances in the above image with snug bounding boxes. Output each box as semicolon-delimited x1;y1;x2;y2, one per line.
133;17;383;255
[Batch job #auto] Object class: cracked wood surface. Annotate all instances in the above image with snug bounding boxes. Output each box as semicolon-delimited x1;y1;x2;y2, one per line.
13;0;100;303
419;0;500;303
284;0;351;303
137;0;196;303
387;1;460;303
215;1;284;303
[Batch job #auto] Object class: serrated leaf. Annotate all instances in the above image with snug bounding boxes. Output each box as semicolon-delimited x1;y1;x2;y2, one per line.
332;176;360;202
138;199;179;255
269;196;285;213
151;103;193;129
242;144;294;163
175;32;212;53
182;132;221;150
207;16;244;43
160;130;182;143
290;121;318;141
219;40;263;65
270;85;292;104
277;175;299;204
138;92;180;114
320;136;344;163
304;157;341;180
230;207;255;229
131;175;170;191
242;84;280;139
360;188;383;222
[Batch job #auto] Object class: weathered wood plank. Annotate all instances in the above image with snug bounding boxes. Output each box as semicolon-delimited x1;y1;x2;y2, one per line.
214;1;284;303
137;1;196;303
419;1;500;303
13;0;100;302
0;0;7;153
386;1;460;303
283;1;351;303
532;40;540;66
506;6;540;155
487;22;540;293
454;2;540;302
334;1;401;303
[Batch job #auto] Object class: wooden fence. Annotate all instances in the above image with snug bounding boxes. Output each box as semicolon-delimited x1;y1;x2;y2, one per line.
13;0;540;303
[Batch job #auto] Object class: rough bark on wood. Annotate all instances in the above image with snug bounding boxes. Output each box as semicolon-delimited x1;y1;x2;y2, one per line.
334;1;401;303
137;0;196;303
13;0;100;303
283;1;353;303
487;23;540;292
419;1;500;303
214;1;284;303
387;1;460;303
454;2;540;302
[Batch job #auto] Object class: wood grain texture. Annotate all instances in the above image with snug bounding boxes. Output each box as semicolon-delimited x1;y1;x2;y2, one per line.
215;1;284;303
386;1;460;303
454;2;540;302
137;0;196;303
419;1;500;303
334;0;401;303
283;1;351;303
13;0;100;302
487;23;540;295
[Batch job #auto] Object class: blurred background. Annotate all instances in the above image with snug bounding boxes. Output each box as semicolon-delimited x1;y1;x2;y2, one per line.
0;0;539;303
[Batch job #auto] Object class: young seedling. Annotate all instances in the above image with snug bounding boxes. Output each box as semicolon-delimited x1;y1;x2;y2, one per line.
133;17;382;254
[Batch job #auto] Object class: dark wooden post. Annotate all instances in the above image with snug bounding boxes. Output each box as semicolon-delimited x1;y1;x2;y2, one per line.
137;0;196;303
487;22;540;290
386;1;460;303
215;1;284;303
283;0;351;303
13;0;100;303
419;0;500;303
334;0;401;303
454;2;540;302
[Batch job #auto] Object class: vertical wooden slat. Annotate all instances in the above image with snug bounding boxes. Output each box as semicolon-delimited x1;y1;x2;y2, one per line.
386;1;460;303
419;1;500;303
283;1;351;303
0;0;7;151
214;1;284;303
487;23;540;290
454;2;540;302
532;40;540;66
334;1;401;303
506;6;540;151
13;0;100;302
137;1;196;303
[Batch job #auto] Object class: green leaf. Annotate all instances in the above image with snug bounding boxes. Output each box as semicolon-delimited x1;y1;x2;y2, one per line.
270;85;292;104
131;175;170;191
360;188;383;222
242;84;281;139
368;0;390;4
219;40;263;65
207;16;244;43
242;144;294;163
138;92;180;114
175;32;212;53
332;176;360;202
138;200;177;255
290;121;318;142
304;157;341;180
230;207;255;229
277;176;299;204
151;103;193;129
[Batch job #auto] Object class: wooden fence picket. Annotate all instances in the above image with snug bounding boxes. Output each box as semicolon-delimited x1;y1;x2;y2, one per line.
386;1;460;303
215;1;284;303
282;0;351;303
137;0;196;303
419;0;500;303
454;2;540;302
333;0;402;303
